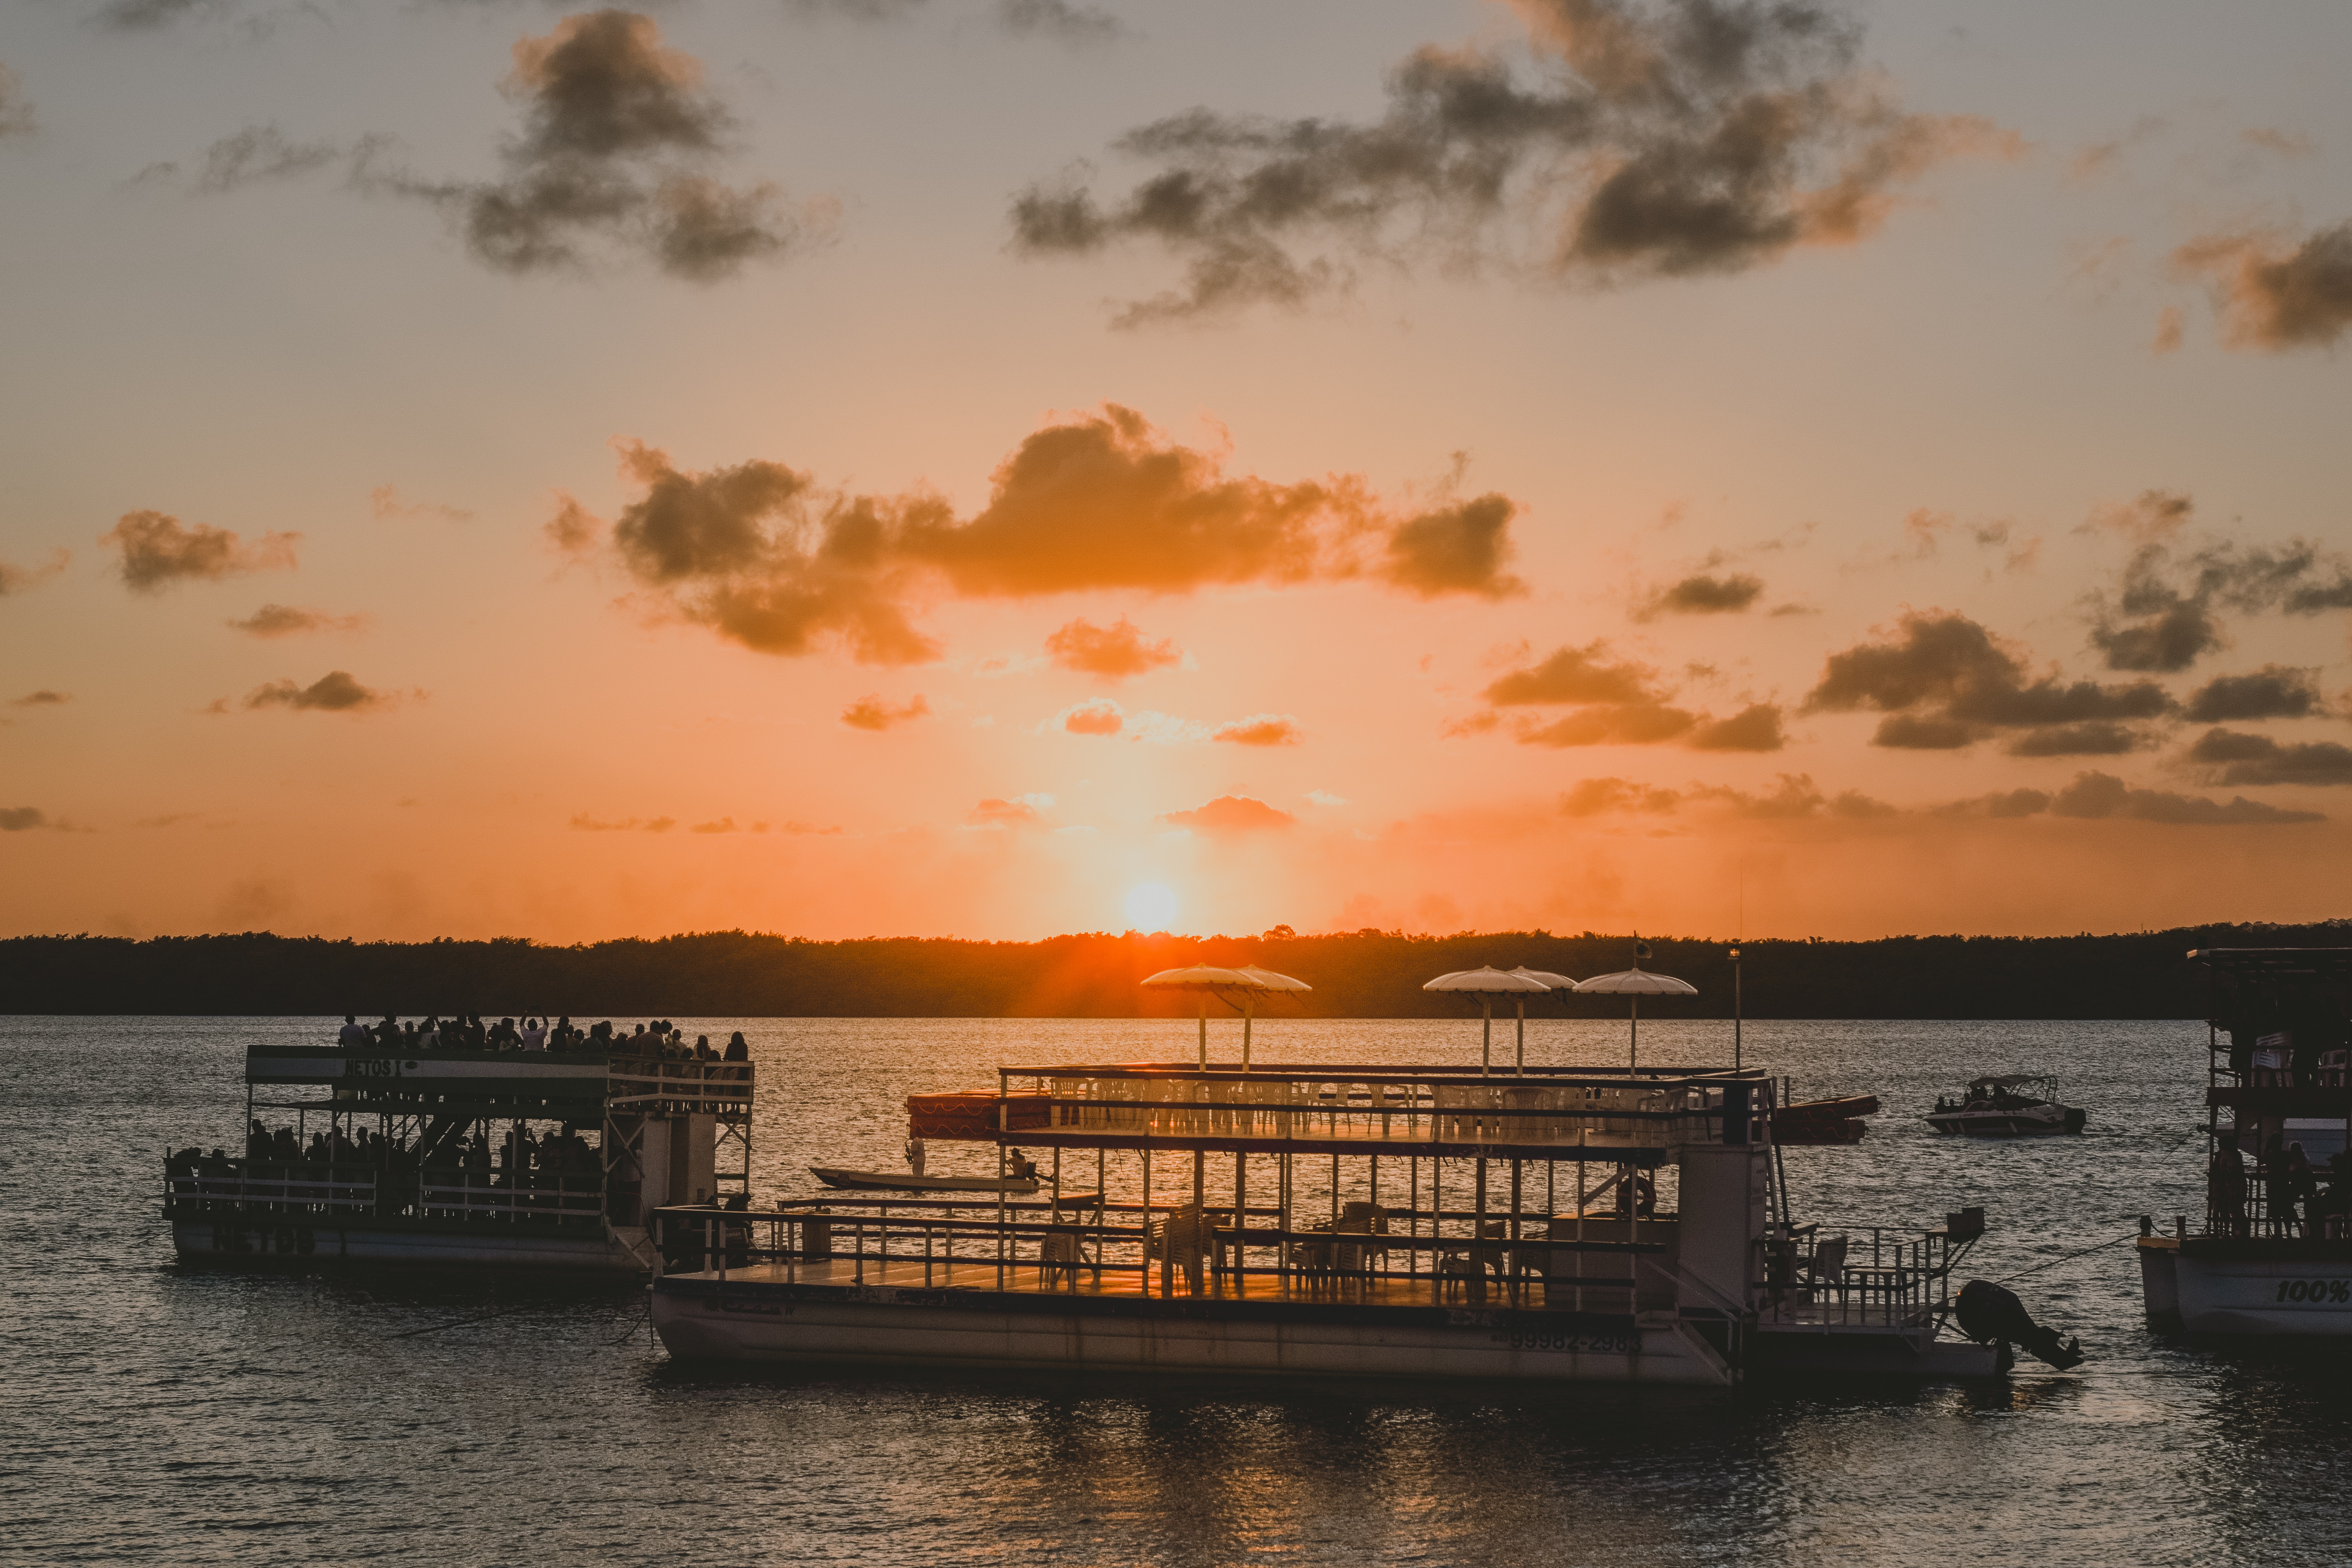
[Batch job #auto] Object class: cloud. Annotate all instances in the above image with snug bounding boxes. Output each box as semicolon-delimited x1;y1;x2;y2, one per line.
1305;789;1350;806
1010;0;2018;323
227;604;370;638
1380;496;1525;599
2186;729;2352;788
785;0;1127;43
370;485;474;523
560;407;1529;661
1160;794;1296;832
1807;610;2173;747
2174;222;2352;351
1474;639;1784;751
2050;769;2321;825
2085;528;2352;672
0;61;34;141
102;511;298;593
2003;721;2147;757
0;549;69;596
1212;713;1303;747
1930;786;2055;819
1896;509;2040;574
840;693;931;730
1637;571;1764;618
1057;696;1126;735
689;817;740;833
1558;772;1889;820
1043;614;1182;679
11;690;70;707
2184;666;2323;723
0;806;50;831
240;671;403;713
570;812;678;832
967;796;1044;828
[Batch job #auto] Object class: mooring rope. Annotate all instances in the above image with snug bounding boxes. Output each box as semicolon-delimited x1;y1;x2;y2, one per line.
1991;1230;2138;1286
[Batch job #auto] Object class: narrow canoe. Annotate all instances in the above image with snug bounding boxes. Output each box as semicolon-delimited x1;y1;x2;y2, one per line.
807;1166;1042;1193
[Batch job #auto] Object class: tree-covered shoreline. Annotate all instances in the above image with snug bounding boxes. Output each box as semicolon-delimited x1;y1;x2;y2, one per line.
5;920;2347;1019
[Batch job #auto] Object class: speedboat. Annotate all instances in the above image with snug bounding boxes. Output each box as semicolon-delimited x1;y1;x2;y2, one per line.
808;1166;1040;1193
1925;1076;2086;1137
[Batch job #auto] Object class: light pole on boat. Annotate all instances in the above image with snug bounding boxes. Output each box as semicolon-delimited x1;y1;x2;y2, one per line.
1731;946;1742;1072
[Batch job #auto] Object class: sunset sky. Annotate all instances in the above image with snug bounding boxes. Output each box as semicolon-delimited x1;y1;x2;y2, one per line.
4;0;2351;944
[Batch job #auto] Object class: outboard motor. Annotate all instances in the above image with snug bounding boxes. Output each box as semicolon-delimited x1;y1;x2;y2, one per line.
1956;1279;2085;1370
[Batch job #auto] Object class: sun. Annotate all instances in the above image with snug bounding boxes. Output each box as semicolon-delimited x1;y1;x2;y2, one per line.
1124;881;1180;931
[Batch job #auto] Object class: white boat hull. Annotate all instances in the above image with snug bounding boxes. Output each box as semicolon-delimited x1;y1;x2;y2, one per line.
173;1218;647;1273
2139;1240;2352;1334
651;1279;1734;1385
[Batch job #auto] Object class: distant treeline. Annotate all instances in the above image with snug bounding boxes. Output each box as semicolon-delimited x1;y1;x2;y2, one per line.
4;921;2349;1019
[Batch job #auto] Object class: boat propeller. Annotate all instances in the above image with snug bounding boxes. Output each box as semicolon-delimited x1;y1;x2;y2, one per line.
1954;1279;2086;1371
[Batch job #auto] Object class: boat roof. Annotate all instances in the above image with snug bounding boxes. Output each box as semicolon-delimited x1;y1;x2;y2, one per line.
2188;947;2352;978
1967;1074;2050;1090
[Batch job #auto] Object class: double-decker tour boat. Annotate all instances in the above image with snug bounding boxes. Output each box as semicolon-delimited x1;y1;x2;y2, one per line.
163;1030;753;1273
2139;948;2352;1334
648;963;2026;1386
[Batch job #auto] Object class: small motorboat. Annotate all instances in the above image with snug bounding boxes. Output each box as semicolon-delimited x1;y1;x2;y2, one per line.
807;1166;1041;1193
1772;1095;1879;1146
1925;1076;2087;1137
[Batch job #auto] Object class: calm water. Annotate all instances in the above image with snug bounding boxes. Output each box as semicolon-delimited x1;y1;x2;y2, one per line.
5;1015;2350;1567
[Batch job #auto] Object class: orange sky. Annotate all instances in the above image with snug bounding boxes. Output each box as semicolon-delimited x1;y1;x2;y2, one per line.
3;2;2350;943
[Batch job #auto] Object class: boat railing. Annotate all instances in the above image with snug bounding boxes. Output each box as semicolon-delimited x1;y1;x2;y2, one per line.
651;1199;1674;1315
1007;1067;1769;1153
1754;1222;1969;1329
604;1056;756;1114
164;1160;607;1225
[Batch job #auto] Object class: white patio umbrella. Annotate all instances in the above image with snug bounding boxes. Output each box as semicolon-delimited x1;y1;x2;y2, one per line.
1423;966;1554;1075
1506;968;1580;1072
1572;950;1696;1078
1141;965;1311;1069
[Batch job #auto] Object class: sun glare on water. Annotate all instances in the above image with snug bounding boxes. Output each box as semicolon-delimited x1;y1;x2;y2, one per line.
1124;882;1180;931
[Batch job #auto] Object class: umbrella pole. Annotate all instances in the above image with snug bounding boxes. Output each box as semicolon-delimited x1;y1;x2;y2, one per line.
1198;997;1207;1070
1629;994;1639;1078
1515;999;1525;1074
1482;997;1492;1077
1243;999;1254;1071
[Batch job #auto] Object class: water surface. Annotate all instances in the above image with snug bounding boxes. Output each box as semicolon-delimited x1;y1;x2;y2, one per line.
4;1016;2347;1566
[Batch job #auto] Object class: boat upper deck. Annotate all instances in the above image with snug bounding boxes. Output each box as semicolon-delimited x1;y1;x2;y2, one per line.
925;1062;1775;1164
244;1044;753;1116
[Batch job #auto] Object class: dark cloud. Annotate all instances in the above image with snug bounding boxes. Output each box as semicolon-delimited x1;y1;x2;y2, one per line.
2050;769;2320;826
0;62;34;140
2175;222;2352;351
1638;571;1764;618
840;693;931;731
419;11;816;281
2185;666;2323;723
228;604;369;638
1687;703;1785;752
162;14;820;282
2003;721;2148;758
570;813;677;832
1485;641;1665;706
785;0;1126;42
1043;614;1182;680
1381;496;1525;599
241;671;400;713
1010;0;2013;322
0;806;51;831
0;549;69;596
2186;729;2352;788
559;408;1529;661
102;511;298;593
1557;772;1887;820
1478;639;1782;751
1160;794;1296;832
1807;610;2173;747
689;817;740;834
2087;529;2352;672
1211;714;1303;747
11;690;71;707
370;485;474;524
